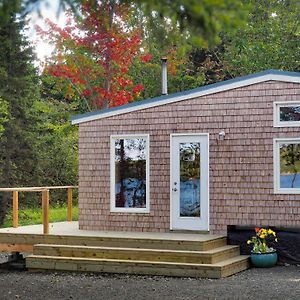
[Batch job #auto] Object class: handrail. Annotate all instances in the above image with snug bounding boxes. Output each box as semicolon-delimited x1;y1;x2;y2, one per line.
0;186;78;234
0;186;77;192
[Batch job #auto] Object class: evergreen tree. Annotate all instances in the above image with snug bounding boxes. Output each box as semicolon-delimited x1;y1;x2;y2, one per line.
0;1;40;224
34;74;78;190
223;0;300;75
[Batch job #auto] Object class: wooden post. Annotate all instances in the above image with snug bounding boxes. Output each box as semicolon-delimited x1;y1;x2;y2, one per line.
13;191;19;228
67;187;72;222
42;190;49;234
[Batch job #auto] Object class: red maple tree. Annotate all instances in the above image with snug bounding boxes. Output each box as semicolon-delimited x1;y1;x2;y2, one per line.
36;0;152;110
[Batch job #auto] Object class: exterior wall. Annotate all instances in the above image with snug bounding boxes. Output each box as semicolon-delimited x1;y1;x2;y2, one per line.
78;81;300;234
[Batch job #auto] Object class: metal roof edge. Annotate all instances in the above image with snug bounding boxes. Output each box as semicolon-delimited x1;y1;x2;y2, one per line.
71;69;300;125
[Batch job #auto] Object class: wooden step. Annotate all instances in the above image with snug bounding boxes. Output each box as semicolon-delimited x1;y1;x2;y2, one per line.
0;233;227;252
26;255;249;279
33;244;240;264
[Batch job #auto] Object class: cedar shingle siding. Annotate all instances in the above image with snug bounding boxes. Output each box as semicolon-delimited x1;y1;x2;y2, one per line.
77;81;300;234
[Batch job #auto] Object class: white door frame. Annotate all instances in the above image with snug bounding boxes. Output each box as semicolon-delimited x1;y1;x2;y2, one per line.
170;133;209;231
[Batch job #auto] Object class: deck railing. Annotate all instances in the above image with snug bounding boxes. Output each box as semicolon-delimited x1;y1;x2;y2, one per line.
0;186;78;234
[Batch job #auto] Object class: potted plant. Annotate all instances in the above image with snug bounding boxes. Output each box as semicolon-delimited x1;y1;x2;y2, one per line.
247;227;278;267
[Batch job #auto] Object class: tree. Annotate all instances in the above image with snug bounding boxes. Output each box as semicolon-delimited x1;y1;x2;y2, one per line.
23;0;247;48
33;74;78;191
127;4;207;99
0;97;9;137
223;0;300;76
128;0;247;48
37;0;150;111
186;45;230;84
0;1;40;223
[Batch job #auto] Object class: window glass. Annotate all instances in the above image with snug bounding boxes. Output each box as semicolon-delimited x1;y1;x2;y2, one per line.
179;142;201;217
280;106;300;122
114;137;147;208
280;143;300;189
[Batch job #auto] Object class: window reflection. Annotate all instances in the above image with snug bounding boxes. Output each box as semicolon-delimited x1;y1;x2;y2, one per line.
280;143;300;188
179;142;201;217
114;138;147;208
280;106;300;122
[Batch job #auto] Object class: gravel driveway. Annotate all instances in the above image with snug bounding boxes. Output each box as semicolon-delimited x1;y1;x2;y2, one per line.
0;263;299;300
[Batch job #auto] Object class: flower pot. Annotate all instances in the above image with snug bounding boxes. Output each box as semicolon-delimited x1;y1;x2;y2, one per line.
250;251;278;268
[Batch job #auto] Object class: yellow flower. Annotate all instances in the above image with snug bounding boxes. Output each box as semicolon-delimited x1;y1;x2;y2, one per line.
260;234;266;239
275;238;278;242
247;240;251;244
267;229;276;236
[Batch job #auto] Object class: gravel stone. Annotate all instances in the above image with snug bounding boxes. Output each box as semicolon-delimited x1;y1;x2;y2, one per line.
0;265;299;300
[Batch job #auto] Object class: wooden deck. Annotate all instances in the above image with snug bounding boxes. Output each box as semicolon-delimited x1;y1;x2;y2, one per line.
0;222;249;278
0;221;223;238
0;221;226;252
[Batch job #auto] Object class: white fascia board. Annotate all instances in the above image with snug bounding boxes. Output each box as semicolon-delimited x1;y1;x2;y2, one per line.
71;73;300;125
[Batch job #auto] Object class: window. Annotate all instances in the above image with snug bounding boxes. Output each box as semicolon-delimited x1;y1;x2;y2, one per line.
110;135;149;212
274;102;300;127
274;138;300;194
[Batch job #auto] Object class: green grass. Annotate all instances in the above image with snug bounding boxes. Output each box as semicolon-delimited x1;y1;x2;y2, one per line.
0;205;79;228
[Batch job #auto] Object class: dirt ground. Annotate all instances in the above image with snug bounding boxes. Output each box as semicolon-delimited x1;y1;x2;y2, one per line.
0;263;299;300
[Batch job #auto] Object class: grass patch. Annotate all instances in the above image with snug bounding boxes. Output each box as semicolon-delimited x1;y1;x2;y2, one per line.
1;205;78;228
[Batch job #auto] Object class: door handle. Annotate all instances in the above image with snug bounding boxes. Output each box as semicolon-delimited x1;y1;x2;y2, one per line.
172;188;178;192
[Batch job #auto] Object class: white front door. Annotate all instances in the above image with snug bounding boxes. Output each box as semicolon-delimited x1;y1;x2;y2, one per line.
170;134;209;231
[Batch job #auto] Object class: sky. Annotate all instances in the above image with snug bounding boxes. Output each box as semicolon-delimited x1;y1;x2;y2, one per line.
26;0;67;67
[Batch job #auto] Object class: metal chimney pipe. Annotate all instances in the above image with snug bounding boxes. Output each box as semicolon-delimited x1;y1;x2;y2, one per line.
161;57;168;95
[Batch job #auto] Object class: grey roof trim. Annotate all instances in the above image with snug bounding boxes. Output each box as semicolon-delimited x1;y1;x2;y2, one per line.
71;69;300;125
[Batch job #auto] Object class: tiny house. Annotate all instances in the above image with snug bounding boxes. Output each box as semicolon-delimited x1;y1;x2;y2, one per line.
72;70;300;235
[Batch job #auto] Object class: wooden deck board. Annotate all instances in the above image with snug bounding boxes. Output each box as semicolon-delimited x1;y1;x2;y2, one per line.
26;255;249;278
0;222;249;278
0;222;224;241
0;222;227;252
32;244;240;264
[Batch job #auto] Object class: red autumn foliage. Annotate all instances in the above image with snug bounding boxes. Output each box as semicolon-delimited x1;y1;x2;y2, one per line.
132;84;144;94
37;0;152;110
140;54;153;63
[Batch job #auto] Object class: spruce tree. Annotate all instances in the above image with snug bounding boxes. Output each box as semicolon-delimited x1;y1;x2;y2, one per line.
0;1;39;224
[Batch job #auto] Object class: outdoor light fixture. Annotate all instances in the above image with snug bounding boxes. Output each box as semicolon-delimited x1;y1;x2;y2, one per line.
218;130;226;140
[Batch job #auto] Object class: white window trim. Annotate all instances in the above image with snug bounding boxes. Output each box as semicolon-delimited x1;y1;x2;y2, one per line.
274;137;300;194
110;134;150;213
169;133;210;231
273;101;300;127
